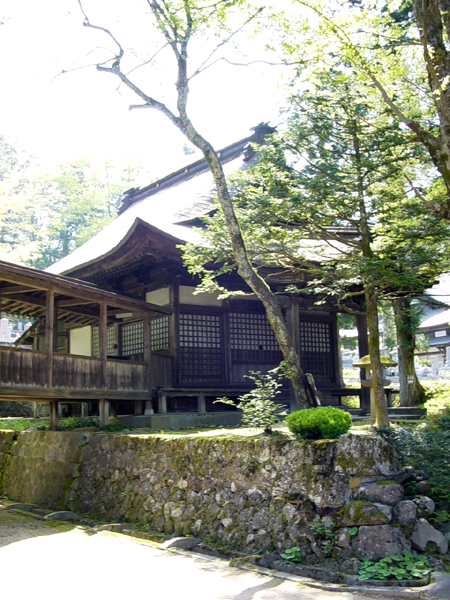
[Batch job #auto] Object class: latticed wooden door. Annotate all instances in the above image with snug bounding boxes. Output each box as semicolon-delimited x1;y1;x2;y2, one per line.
179;312;223;384
299;320;334;383
229;311;283;383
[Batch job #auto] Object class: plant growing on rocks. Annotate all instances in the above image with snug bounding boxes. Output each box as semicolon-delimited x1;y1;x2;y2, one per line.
312;516;336;557
280;546;302;564
215;369;286;434
358;553;432;582
286;407;352;440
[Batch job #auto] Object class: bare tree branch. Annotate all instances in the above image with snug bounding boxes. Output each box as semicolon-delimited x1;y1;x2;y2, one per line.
190;7;264;80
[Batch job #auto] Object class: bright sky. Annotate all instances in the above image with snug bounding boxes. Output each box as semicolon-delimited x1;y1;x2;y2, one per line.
0;0;290;177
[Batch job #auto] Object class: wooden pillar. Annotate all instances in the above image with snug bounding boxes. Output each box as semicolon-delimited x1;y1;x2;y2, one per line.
81;402;89;417
142;312;152;417
45;290;55;388
99;398;110;427
197;391;206;413
331;314;344;387
356;313;371;414
50;400;59;428
99;302;107;390
171;283;180;386
32;402;39;418
158;391;167;414
286;297;301;412
134;400;144;415
222;301;231;385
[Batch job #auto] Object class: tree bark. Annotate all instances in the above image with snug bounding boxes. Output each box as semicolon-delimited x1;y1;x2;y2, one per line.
393;297;426;406
366;289;390;426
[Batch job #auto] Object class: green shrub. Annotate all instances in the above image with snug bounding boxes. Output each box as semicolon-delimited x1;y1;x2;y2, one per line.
286;406;352;440
215;369;286;434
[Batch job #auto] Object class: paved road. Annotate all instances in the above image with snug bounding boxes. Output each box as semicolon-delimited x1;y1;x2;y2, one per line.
0;510;401;600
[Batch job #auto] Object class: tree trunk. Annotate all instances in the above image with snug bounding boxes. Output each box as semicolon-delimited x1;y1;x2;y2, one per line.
190;133;309;409
393;297;425;406
365;289;390;426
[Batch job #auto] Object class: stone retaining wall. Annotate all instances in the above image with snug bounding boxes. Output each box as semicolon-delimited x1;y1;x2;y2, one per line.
0;430;446;563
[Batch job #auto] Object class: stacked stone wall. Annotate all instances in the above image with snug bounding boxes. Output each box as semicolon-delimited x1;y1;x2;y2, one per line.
0;430;446;561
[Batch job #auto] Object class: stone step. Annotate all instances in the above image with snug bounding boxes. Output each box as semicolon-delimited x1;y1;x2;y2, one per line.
387;407;427;416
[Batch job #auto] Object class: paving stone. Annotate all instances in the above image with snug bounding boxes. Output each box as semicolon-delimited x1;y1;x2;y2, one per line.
43;511;81;522
160;537;201;550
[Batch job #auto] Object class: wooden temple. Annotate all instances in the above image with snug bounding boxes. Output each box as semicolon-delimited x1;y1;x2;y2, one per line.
0;125;370;426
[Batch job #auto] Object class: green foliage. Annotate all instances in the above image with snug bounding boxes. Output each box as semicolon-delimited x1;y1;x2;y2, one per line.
348;527;358;537
101;420;134;432
312;516;336;556
0;419;40;431
358;553;432;581
375;422;450;503
286;407;352;440
429;510;450;526
0;135;153;268
59;417;100;430
215;369;286;434
280;546;303;564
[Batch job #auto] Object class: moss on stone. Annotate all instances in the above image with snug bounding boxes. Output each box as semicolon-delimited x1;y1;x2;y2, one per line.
375;480;398;486
335;501;390;527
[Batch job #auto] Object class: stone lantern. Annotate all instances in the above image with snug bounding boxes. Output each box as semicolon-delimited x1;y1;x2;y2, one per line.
352;354;397;419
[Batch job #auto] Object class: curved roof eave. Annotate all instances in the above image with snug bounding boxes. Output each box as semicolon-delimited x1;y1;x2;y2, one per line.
49;217;201;277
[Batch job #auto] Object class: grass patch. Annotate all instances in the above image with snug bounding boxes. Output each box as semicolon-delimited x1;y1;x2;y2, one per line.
0;419;41;431
420;381;450;415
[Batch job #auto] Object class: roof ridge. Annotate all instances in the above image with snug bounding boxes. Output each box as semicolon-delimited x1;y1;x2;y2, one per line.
118;123;275;215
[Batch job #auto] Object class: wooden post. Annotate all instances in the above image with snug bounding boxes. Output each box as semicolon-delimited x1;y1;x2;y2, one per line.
99;398;110;427
45;290;55;388
198;391;206;413
222;302;231;385
170;283;180;386
134;400;144;415
81;402;89;417
286;297;301;412
99;302;107;390
50;400;59;428
356;313;371;414
158;391;167;414
331;314;343;387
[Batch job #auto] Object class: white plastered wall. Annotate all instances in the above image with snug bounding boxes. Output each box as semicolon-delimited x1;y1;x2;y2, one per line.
70;326;92;356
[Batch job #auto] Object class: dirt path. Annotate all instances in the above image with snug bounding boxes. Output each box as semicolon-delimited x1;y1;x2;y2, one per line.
0;508;442;600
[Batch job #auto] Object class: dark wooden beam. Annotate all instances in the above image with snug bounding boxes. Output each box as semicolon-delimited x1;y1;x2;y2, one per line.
0;285;36;294
143;313;151;394
45;290;54;388
56;298;96;307
99;303;107;390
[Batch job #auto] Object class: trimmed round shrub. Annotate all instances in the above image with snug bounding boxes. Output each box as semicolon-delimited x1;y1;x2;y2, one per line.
286;406;352;440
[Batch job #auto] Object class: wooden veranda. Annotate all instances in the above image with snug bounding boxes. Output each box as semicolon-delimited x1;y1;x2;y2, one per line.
0;260;170;426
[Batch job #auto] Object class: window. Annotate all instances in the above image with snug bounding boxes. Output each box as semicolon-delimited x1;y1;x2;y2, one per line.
121;321;144;357
151;316;169;352
92;325;117;357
